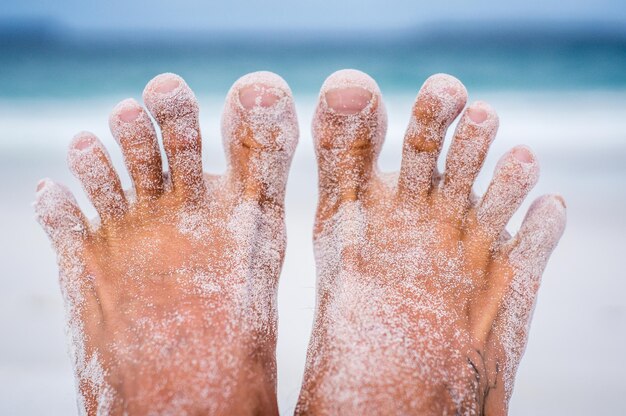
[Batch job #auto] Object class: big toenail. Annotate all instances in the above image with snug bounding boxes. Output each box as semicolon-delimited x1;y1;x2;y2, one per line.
325;87;372;115
239;84;280;109
468;106;488;124
72;134;95;151
512;146;534;163
119;106;142;123
154;76;180;94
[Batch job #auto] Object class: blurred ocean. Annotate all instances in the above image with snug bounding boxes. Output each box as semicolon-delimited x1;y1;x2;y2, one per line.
1;25;625;415
2;23;626;98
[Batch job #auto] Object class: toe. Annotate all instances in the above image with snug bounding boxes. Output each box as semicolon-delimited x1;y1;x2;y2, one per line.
221;71;298;205
34;178;89;252
313;69;386;221
109;98;164;201
142;73;204;199
475;146;540;242
398;74;467;199
492;194;566;394
67;132;128;222
504;194;567;278
440;101;499;217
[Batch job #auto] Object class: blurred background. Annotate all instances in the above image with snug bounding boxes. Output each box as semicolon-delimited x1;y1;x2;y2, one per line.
1;0;625;414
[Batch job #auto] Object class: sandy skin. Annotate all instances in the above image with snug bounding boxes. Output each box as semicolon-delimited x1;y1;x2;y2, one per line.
35;70;565;415
295;70;566;415
35;72;298;415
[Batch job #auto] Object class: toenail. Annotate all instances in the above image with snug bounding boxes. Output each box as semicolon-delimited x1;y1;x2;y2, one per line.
36;179;47;191
72;134;95;151
467;106;488;124
119;106;142;123
512;146;534;164
239;84;280;109
154;76;181;94
325;87;372;115
426;74;466;98
555;195;567;208
444;85;461;96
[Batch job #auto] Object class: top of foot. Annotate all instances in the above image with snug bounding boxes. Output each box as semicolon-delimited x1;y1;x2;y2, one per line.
34;71;298;415
298;69;566;415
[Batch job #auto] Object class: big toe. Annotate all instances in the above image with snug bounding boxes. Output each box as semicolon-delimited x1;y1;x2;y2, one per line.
221;71;298;205
313;69;387;222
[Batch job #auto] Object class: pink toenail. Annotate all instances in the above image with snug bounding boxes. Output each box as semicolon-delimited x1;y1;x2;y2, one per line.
73;134;95;151
239;84;280;109
467;106;488;124
444;85;461;96
512;146;534;163
119;106;142;122
325;87;372;115
426;74;466;98
154;76;180;94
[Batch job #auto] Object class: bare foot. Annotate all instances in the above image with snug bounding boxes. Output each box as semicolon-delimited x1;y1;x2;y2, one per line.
34;72;298;415
296;70;566;415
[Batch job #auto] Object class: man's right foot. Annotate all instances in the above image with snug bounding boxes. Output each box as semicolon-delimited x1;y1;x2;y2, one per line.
35;72;298;415
297;70;566;415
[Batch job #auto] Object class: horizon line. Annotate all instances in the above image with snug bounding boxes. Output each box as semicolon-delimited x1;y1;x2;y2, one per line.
1;17;626;42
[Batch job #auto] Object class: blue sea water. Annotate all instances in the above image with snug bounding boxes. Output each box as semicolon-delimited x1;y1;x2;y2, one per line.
1;25;625;99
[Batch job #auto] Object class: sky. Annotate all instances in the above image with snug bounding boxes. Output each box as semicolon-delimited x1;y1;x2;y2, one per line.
2;0;626;33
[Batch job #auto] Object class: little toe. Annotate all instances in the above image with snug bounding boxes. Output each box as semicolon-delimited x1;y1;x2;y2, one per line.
492;195;566;387
475;146;540;242
109;98;164;201
67;132;128;223
313;69;387;220
143;73;204;199
34;178;89;253
504;194;567;277
498;195;567;320
221;71;298;205
440;101;499;217
398;74;467;199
